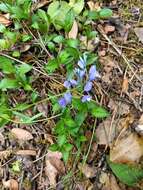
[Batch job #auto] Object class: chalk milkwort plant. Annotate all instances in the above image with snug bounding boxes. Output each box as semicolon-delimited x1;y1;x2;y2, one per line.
0;0;112;161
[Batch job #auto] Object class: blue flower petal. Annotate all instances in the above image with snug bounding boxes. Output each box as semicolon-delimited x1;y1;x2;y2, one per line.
84;81;93;92
70;79;78;87
64;80;71;89
58;97;67;107
64;92;72;104
81;95;92;102
74;68;85;80
89;65;100;81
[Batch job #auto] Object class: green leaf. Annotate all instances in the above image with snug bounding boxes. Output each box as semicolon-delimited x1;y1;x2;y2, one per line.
0;78;19;90
62;150;69;162
64;9;75;32
0;39;10;50
22;34;32;42
38;9;48;22
16;63;32;76
49;144;58;151
63;143;73;151
99;8;113;19
91;106;109;118
0;3;10;12
53;35;64;43
55;120;65;134
66;39;79;48
57;135;67;147
45;58;59;73
48;1;71;30
0;24;6;33
107;158;143;186
14;103;30;111
75;111;87;126
12;51;20;58
69;0;84;15
87;101;109;118
11;160;21;173
0;56;15;74
64;118;76;127
79;135;87;142
88;10;99;20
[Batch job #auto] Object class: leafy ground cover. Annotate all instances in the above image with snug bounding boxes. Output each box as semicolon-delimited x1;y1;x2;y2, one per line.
0;0;143;189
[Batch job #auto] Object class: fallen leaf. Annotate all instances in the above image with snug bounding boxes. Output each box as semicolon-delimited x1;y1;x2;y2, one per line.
134;27;143;43
36;102;48;117
2;179;18;190
104;25;115;34
45;150;65;187
110;132;143;163
16;150;36;156
87;1;100;11
88;142;98;162
0;150;12;160
78;163;96;178
96;117;116;145
68;20;78;39
108;99;130;115
20;44;31;53
45;159;58;187
122;77;129;93
11;128;33;141
109;18;130;43
100;173;121;190
135;114;143;135
0;14;12;26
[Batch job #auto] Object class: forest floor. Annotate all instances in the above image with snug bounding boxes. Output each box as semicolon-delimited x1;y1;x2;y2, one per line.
0;0;143;189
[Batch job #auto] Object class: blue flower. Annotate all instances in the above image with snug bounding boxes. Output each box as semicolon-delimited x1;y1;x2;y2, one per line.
84;81;93;92
81;95;92;102
89;65;100;81
64;79;78;89
69;79;78;87
58;97;67;108
64;92;72;104
64;80;71;89
78;57;86;69
74;68;85;80
58;92;72;108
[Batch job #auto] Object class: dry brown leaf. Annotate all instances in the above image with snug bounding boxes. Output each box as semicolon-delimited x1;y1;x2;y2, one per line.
0;14;12;26
108;99;130;115
135;114;143;135
45;151;65;187
11;128;33;141
96;117;116;145
122;77;128;93
0;150;12;160
78;163;96;178
134;28;143;43
16;150;36;156
2;179;18;190
45;159;58;187
68;20;78;39
87;1;100;11
20;44;31;53
36;102;48;117
110;132;143;163
46;150;62;160
104;25;115;34
100;173;121;190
